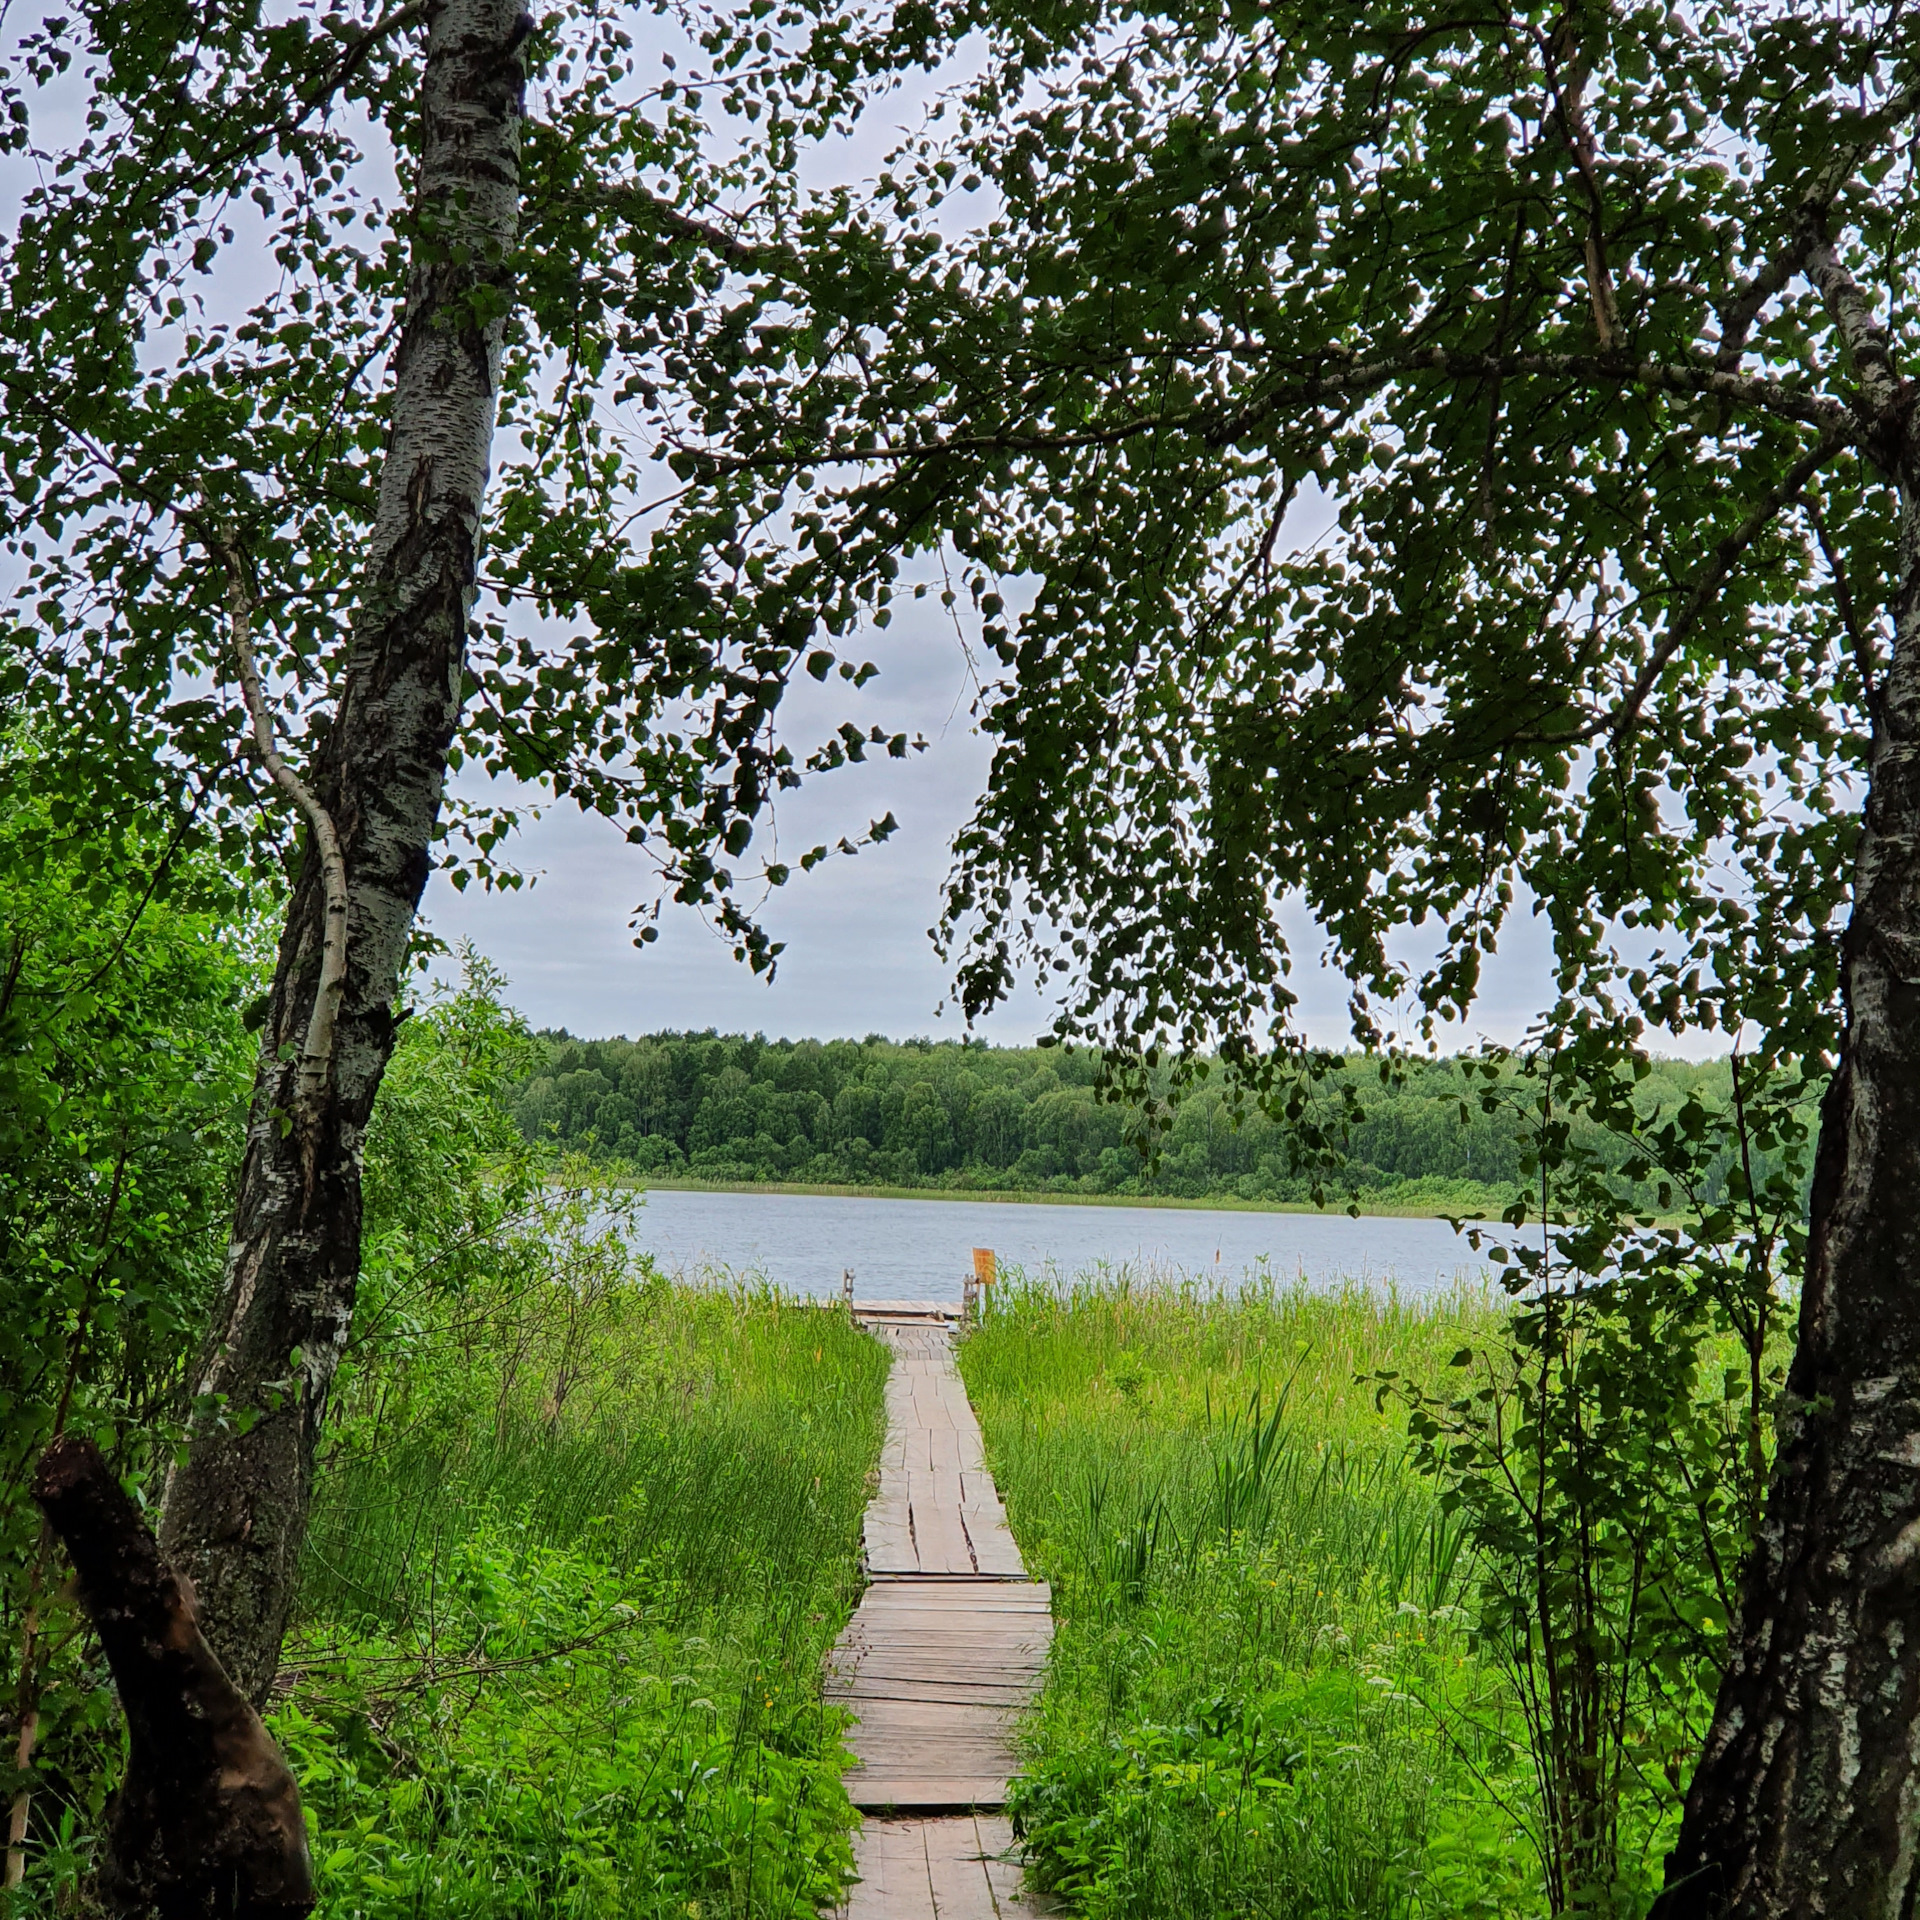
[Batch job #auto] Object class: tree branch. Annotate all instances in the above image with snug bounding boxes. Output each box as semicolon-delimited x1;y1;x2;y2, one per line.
1599;432;1847;748
219;546;349;1108
1806;491;1881;719
173;3;432;204
1716;234;1814;370
679;344;1854;476
566;184;798;272
1527;18;1616;348
1718;83;1920;368
1804;211;1903;427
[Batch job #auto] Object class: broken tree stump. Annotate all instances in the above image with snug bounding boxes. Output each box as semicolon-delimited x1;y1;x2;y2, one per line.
32;1434;313;1919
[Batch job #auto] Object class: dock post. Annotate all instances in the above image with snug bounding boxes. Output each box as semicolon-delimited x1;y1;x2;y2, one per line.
970;1248;996;1325
842;1267;855;1311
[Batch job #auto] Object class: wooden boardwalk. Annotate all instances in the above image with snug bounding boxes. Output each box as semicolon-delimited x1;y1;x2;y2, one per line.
832;1312;1054;1918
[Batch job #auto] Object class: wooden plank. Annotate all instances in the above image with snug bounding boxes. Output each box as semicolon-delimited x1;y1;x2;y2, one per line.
842;1820;923;1920
959;1470;1003;1511
837;1684;1035;1709
965;1518;1028;1578
842;1624;1046;1645
832;1673;1043;1697
847;1776;1014;1809
851;1606;1047;1627
859;1577;1050;1604
863;1530;918;1576
840;1637;1046;1661
925;1812;1042;1920
923;1817;997;1920
855;1581;1046;1602
839;1631;1047;1657
916;1465;967;1510
844;1631;1047;1657
831;1656;1047;1682
977;1813;1053;1916
842;1701;1013;1734
846;1745;1016;1772
906;1500;975;1574
846;1754;1017;1783
833;1655;1047;1680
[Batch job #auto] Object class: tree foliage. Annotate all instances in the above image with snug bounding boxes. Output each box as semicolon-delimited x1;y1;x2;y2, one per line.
0;0;913;966
594;0;1901;1085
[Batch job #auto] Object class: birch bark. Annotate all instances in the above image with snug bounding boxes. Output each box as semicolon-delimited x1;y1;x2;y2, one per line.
1656;245;1920;1917
157;0;529;1705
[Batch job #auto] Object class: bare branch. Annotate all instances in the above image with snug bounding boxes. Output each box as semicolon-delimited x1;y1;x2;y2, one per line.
219;547;349;1108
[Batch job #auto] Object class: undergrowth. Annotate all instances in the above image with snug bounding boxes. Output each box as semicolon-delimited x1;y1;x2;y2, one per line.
275;1255;887;1919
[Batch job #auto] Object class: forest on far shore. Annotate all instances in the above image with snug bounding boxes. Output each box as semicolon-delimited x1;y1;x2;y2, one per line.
510;1031;1759;1214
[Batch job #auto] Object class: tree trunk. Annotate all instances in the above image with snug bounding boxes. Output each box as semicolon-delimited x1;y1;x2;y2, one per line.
1657;422;1920;1915
157;0;528;1707
34;1435;312;1919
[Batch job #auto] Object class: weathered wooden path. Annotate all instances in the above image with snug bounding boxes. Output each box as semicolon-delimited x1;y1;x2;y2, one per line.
832;1304;1054;1918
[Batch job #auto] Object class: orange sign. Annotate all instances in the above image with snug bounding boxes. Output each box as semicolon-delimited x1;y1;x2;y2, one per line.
972;1248;997;1285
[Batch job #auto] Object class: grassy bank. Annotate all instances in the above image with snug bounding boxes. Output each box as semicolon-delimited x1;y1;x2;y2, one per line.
275;1278;887;1920
960;1276;1545;1919
626;1175;1503;1220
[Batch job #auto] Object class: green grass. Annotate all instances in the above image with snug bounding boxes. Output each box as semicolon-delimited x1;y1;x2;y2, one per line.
959;1272;1546;1919
277;1281;887;1920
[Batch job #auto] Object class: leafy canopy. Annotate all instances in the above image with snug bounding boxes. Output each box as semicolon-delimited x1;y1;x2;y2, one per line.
8;0;1905;1083
628;0;1903;1087
0;0;924;971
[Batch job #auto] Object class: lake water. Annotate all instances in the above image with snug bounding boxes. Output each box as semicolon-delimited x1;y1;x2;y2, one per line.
625;1187;1487;1303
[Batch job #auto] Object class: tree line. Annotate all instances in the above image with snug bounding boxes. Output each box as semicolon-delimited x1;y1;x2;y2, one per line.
514;1030;1759;1212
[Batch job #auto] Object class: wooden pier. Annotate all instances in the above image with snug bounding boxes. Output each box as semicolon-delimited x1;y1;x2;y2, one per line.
833;1307;1055;1918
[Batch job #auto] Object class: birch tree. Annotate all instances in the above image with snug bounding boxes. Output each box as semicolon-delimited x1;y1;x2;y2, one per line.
2;0;900;1703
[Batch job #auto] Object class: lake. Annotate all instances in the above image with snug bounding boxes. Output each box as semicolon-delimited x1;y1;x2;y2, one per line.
624;1187;1488;1302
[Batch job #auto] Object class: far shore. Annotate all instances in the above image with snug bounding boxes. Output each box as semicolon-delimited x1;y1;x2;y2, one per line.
619;1175;1497;1221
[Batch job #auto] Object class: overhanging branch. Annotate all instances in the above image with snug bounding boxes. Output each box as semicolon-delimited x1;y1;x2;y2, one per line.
677;343;1855;477
1597;432;1848;749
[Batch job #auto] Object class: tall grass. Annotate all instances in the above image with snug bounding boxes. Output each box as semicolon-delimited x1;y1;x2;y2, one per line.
277;1275;888;1920
961;1271;1543;1920
303;1283;878;1623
